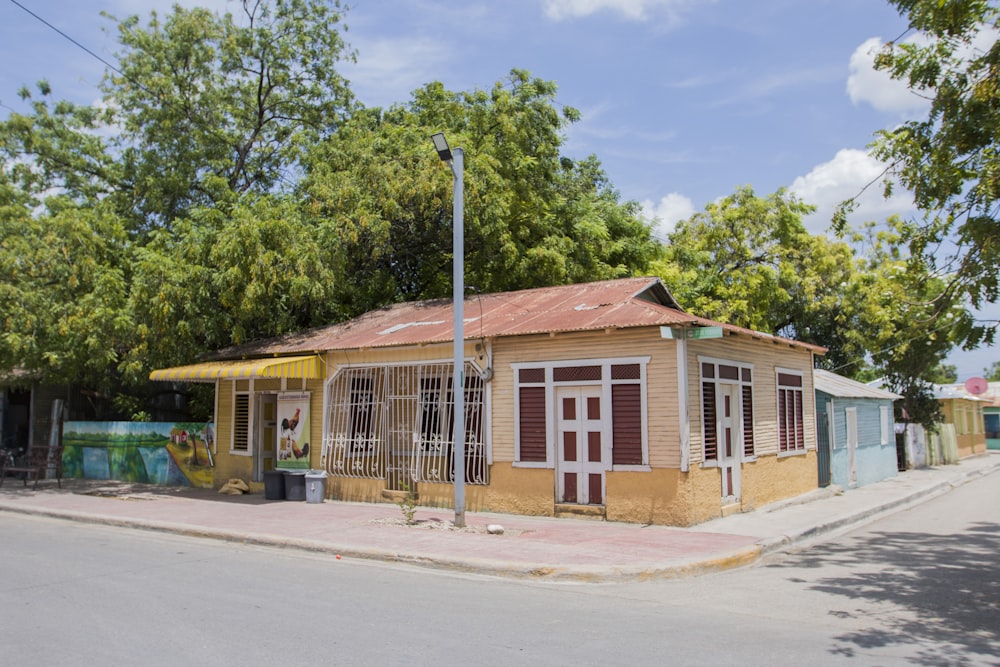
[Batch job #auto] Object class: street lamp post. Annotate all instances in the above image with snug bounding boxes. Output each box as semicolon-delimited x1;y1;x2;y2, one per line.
431;132;465;528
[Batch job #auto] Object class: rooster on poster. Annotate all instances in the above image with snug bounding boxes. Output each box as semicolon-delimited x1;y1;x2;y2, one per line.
277;394;311;463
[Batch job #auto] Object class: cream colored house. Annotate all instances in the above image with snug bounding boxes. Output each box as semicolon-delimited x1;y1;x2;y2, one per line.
934;384;987;459
151;277;826;526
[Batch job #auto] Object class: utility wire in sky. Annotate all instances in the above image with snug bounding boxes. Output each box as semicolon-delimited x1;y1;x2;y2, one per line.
7;0;122;77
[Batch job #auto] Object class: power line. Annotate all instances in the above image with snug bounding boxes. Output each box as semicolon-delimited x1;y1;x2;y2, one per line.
6;0;122;77
829;317;979;374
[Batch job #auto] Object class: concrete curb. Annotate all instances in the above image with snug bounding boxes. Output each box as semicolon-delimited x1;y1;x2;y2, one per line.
757;459;1000;556
3;455;997;583
0;500;765;583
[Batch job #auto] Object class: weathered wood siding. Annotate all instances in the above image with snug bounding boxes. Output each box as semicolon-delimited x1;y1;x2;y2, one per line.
686;333;817;465
490;328;682;468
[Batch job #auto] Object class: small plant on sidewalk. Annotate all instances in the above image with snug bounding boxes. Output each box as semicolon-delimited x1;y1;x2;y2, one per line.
397;480;418;525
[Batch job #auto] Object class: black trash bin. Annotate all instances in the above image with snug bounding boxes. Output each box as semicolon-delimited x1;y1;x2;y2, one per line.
263;469;285;500
284;470;307;501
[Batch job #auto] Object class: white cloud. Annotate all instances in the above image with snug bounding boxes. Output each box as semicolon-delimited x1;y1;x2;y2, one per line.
846;37;929;115
343;37;451;108
641;192;695;240
543;0;703;23
110;0;235;18
789;148;915;234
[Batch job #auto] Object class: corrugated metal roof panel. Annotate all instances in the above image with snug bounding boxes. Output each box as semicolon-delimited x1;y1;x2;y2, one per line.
933;383;991;402
206;277;827;359
814;368;901;400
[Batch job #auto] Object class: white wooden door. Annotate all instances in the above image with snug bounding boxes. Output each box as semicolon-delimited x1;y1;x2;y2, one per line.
556;386;606;505
717;383;742;502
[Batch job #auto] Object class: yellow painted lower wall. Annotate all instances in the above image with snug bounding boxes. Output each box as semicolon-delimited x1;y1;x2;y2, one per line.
322;464;554;517
605;468;694;526
481;463;557;517
213;454;253;491
417;481;488;511
738;452;818;511
957;434;985;458
488;454;818;526
319;455;819;527
327;476;386;504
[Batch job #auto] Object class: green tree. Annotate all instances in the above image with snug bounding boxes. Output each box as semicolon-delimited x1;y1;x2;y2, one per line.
654;186;870;371
838;0;1000;349
0;197;132;389
106;0;355;232
1;15;660;419
0;82;119;209
853;217;969;429
122;195;342;381
302;71;658;313
927;363;958;384
1;1;355;236
656;186;814;331
984;360;1000;380
1;1;357;401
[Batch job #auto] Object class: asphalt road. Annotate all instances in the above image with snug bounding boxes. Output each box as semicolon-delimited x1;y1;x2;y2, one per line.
1;472;997;666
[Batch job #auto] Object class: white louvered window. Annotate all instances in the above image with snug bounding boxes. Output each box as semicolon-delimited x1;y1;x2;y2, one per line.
232;393;250;452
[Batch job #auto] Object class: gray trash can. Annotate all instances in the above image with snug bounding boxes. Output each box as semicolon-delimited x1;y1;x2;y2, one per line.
305;470;328;504
263;469;285;500
283;470;307;501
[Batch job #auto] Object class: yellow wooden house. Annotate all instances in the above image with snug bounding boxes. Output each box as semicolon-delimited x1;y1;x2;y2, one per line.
150;277;827;526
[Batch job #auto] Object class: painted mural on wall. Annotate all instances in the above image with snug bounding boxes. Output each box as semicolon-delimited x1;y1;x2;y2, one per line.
62;421;214;488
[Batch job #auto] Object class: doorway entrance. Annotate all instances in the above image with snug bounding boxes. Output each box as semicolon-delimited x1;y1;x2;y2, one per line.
253;393;277;482
717;383;742;503
555;386;606;505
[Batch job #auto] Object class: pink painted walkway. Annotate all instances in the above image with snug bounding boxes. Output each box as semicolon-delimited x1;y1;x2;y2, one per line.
2;453;997;582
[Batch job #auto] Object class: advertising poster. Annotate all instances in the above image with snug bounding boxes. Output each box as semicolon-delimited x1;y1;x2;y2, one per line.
277;392;311;470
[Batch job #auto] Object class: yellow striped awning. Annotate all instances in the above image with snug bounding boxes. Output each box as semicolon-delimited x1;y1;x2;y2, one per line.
149;355;323;383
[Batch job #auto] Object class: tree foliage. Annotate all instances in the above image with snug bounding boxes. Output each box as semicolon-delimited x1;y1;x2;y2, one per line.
107;0;355;232
0;197;131;388
654;186;870;371
657;187;972;428
837;0;1000;349
0;7;655;418
850;216;969;428
302;71;658;314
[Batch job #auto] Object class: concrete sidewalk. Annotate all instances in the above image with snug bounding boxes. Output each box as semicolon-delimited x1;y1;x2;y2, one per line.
1;453;997;582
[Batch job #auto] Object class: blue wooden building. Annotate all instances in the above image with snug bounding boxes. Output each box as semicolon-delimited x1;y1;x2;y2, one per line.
814;369;900;489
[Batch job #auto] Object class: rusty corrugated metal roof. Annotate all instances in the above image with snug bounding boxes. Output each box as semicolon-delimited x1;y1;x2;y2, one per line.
208;276;826;359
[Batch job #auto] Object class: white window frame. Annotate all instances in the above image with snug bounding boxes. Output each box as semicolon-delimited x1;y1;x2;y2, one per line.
697;356;755;468
880;405;891;445
776;367;807;457
512;357;651;471
846;407;859;451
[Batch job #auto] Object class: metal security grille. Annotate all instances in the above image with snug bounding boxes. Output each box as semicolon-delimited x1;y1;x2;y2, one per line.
323;362;488;487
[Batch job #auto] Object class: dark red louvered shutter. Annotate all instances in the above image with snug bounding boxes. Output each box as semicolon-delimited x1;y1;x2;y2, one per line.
611;384;642;465
702;382;718;460
519;386;547;462
741;384;754;458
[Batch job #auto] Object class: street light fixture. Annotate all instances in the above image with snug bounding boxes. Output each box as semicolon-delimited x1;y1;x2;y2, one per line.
431;132;466;528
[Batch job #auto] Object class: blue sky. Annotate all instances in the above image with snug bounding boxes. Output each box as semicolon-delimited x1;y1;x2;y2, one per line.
0;0;995;379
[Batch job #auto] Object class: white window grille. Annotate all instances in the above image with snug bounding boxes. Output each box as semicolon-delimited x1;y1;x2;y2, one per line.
323;362;488;486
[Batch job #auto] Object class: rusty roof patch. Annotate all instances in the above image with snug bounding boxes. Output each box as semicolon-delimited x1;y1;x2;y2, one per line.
207;277;826;359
